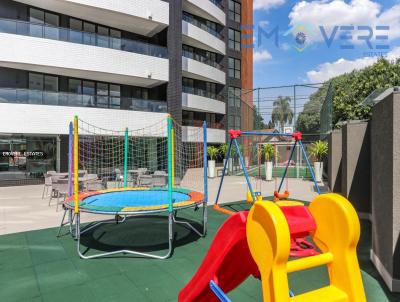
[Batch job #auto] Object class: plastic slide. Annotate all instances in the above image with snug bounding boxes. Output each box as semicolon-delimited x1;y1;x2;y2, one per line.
178;211;259;302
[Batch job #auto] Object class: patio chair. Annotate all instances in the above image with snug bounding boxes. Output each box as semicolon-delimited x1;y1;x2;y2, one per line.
138;174;152;187
115;168;124;187
42;172;52;199
51;179;69;211
151;173;167;187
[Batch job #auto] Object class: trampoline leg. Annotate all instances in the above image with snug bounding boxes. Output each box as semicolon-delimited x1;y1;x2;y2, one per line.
56;208;68;237
76;213;174;260
202;201;208;236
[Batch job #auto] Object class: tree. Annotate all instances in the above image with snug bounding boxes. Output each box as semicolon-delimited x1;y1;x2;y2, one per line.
253;105;265;130
271;96;293;132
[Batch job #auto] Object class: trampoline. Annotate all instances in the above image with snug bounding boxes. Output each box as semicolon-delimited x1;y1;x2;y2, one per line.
60;187;206;260
64;188;205;214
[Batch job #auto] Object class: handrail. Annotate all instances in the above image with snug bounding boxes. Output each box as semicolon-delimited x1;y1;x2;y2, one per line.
182;50;223;70
183;86;224;102
182;14;223;40
0;18;167;58
287;252;333;273
0;88;167;113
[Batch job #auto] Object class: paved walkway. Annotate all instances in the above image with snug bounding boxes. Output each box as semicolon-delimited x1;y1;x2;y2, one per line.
0;177;327;235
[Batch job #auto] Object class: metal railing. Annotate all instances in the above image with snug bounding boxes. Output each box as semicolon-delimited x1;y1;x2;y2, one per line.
182;13;223;40
182;49;223;70
0;88;167;113
183;86;224;102
0;18;167;58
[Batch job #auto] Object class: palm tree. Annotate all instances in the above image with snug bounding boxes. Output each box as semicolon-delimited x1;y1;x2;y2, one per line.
271;96;294;132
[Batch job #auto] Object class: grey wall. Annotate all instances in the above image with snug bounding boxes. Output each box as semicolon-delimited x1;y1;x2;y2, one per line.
328;129;342;192
371;91;400;291
341;120;371;214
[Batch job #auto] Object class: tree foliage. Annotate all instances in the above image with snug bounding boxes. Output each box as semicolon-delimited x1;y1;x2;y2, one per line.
296;58;400;135
271;96;293;132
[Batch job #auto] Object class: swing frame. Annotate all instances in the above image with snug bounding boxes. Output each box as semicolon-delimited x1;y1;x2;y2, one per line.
214;130;321;215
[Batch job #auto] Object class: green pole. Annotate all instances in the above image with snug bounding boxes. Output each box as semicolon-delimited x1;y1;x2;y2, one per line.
167;116;173;212
124;127;128;188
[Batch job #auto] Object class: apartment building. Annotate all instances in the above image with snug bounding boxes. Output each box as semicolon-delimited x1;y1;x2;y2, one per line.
0;0;253;184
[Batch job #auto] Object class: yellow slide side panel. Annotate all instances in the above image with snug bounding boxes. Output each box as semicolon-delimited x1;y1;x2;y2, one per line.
309;193;367;302
246;201;291;302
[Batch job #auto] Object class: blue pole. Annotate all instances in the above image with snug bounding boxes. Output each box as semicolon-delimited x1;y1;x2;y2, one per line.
209;281;232;302
215;139;234;205
203;121;208;203
68;122;73;197
299;140;321;194
278;140;298;193
233;139;256;201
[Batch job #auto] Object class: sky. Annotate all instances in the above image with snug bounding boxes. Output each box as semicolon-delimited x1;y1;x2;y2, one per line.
252;0;400;88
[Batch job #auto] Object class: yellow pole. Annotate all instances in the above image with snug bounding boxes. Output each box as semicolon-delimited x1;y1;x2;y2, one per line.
171;128;175;188
73;116;79;214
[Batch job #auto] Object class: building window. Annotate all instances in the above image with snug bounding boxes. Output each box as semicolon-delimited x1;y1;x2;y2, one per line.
228;87;241;108
228;58;241;79
29;73;58;92
228;0;241;23
29;8;59;27
228;29;241;51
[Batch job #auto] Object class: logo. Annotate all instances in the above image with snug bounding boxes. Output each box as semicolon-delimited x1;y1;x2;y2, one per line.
284;23;317;52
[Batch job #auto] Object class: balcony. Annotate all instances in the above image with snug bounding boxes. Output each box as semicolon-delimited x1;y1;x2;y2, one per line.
0;19;167;58
15;0;169;36
183;0;225;26
182;92;226;114
182;18;226;55
182;56;225;85
0;88;167;113
0;19;168;87
182;86;224;102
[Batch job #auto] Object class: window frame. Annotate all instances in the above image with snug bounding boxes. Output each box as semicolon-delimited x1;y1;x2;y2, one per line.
228;0;241;23
228;58;241;79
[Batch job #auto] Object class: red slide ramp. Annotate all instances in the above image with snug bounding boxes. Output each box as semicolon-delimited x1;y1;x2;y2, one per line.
178;211;259;302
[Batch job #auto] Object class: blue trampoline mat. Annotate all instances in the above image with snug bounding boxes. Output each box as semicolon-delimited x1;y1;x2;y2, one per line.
82;190;191;207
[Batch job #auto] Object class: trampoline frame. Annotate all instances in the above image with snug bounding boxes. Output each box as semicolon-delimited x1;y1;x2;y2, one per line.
58;195;207;259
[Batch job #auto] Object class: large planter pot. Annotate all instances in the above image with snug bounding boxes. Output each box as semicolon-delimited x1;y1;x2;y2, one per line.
264;161;273;181
208;160;216;178
314;162;323;182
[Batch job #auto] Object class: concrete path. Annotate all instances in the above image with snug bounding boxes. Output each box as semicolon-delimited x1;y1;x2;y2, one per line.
0;177;328;235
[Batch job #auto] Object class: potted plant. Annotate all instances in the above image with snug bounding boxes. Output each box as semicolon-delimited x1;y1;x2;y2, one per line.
207;146;219;178
263;144;276;181
309;140;328;182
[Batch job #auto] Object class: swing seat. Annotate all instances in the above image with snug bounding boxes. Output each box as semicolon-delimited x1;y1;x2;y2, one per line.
274;190;290;201
280;205;319;257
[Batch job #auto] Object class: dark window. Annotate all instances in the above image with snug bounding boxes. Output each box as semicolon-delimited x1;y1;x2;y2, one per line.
228;28;241;51
68;79;81;94
228;58;241;79
228;0;241;23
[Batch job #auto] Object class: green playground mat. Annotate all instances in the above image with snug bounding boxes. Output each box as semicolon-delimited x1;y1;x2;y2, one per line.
0;202;398;302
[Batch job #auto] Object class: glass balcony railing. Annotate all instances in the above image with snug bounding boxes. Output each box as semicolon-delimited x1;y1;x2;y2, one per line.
183;119;225;129
182;14;223;40
0;18;168;58
182;50;223;70
183;86;224;102
209;0;224;10
0;88;167;113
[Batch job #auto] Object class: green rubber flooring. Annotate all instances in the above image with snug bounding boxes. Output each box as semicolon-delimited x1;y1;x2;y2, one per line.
0;202;399;302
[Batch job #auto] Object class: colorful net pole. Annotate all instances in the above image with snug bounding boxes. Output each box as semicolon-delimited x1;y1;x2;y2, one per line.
171;128;175;187
167;115;173;212
203;121;208;203
68;121;73;197
123;127;129;188
73;116;79;214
